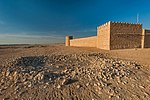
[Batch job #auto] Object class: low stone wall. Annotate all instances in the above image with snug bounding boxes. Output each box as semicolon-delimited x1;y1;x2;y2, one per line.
70;36;97;47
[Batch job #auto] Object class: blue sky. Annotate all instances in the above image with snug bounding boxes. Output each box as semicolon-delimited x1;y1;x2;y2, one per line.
0;0;150;44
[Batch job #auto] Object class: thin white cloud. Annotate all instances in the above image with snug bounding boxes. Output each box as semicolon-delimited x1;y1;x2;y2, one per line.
0;33;64;39
19;31;57;35
0;33;65;44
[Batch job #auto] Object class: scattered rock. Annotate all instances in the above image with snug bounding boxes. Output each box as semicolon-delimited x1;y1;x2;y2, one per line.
34;71;44;81
76;85;81;89
64;78;78;85
0;52;147;100
139;85;145;89
57;84;61;89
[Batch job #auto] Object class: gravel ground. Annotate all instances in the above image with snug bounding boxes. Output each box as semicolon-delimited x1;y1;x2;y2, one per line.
0;44;150;100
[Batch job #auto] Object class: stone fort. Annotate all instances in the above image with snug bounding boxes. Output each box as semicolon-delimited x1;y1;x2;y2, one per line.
65;21;150;50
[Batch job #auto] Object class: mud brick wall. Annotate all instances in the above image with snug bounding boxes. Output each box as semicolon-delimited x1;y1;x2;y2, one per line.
110;22;142;49
97;22;110;50
144;29;150;48
70;36;97;47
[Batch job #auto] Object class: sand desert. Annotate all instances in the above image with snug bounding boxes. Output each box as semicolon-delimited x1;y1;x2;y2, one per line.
0;44;149;100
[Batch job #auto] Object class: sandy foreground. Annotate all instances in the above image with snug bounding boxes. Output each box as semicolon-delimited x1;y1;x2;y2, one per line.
0;44;150;100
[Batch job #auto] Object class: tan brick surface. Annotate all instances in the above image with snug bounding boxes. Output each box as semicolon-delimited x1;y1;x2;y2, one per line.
144;30;150;48
110;22;142;49
70;36;97;47
65;36;73;46
97;22;110;50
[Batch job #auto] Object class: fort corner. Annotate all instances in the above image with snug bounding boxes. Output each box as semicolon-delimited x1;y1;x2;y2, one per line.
66;21;150;50
65;36;73;46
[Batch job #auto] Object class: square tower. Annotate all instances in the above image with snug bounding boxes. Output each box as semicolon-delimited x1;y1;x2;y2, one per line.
97;21;111;50
97;21;142;50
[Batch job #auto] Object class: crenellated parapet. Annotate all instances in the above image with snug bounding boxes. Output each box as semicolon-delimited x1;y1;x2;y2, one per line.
110;21;141;25
97;21;111;29
97;21;142;29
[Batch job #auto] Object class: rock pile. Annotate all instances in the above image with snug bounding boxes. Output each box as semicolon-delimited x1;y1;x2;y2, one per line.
15;56;47;68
